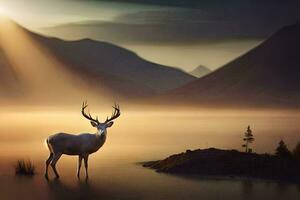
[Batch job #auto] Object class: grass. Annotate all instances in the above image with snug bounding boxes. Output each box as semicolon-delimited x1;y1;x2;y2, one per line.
15;159;36;176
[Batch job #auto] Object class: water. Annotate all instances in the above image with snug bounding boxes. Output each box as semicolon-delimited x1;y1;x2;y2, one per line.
0;109;299;200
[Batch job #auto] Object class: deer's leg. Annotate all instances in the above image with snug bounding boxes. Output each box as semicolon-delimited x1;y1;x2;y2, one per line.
50;153;62;179
83;155;89;179
77;156;83;178
45;153;53;179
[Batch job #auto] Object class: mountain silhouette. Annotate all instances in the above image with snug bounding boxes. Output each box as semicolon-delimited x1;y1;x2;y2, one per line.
162;23;300;108
0;18;195;102
189;65;211;78
32;35;194;93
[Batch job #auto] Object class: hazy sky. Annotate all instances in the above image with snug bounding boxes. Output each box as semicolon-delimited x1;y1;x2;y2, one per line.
0;0;299;70
3;0;299;39
0;0;162;28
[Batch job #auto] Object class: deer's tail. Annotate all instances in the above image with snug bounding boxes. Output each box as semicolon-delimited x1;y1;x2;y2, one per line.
45;138;54;153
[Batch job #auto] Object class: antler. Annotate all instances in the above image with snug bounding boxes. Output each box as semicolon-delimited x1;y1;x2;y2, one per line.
105;103;121;123
81;101;100;125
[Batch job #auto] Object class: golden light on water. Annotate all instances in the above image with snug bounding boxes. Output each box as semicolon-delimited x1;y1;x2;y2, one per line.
0;108;299;159
0;109;299;200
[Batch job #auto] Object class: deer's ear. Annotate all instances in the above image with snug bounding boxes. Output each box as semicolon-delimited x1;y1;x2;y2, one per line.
106;121;114;127
90;121;98;127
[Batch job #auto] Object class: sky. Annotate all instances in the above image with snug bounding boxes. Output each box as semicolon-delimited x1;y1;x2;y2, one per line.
0;0;299;71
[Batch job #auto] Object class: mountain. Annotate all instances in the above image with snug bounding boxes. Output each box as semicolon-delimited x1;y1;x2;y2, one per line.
0;48;21;96
189;65;211;78
0;18;195;102
30;33;195;94
161;23;300;108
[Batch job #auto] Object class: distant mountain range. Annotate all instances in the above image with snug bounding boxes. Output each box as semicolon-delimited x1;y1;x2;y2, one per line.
189;65;211;78
32;34;195;94
0;19;195;102
2;18;300;108
161;23;300;108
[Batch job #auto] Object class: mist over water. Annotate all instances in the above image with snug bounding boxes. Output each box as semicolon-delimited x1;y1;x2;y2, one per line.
0;109;300;200
1;109;300;156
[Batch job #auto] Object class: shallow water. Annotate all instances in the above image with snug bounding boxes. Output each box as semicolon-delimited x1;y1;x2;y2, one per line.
0;109;300;200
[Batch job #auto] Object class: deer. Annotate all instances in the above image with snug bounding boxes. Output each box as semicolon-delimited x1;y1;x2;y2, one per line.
44;101;120;180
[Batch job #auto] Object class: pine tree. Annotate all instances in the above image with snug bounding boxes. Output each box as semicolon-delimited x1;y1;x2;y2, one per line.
292;141;300;160
242;125;254;153
275;140;291;158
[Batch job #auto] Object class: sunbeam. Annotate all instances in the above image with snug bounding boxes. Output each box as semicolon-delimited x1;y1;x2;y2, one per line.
0;17;112;105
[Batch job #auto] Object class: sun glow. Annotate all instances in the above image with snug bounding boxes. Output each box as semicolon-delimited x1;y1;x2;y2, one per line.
0;5;11;17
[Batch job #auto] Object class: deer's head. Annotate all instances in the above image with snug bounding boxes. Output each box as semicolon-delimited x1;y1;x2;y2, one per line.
81;101;121;135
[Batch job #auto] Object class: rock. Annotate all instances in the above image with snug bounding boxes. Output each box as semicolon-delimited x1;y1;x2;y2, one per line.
142;148;300;182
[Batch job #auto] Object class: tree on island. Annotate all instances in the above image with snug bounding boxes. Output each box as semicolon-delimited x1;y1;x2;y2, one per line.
292;141;300;160
242;125;254;153
275;140;292;159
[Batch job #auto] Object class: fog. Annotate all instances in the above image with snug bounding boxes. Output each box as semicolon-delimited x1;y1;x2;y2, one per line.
1;108;300;157
0;108;300;199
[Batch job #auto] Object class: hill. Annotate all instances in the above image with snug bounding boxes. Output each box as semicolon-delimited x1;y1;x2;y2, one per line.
0;18;195;103
30;33;194;94
189;65;211;78
162;23;300;107
0;48;21;97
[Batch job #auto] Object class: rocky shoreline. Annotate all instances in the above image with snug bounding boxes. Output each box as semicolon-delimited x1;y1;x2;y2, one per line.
143;148;300;182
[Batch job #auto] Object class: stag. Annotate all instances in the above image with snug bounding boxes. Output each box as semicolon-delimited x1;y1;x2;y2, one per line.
45;101;120;179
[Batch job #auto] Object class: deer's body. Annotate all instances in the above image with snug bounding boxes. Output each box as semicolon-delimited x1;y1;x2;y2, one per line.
44;102;120;180
47;132;107;156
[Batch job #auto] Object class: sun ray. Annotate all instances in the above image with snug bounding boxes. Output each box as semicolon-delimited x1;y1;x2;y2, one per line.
0;18;108;104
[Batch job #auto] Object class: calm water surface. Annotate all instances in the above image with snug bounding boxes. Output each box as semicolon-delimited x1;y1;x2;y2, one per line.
0;109;299;200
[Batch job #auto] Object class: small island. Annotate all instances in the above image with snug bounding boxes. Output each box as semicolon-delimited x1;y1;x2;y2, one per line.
143;126;300;182
143;148;300;182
